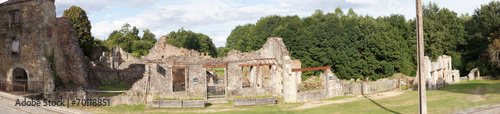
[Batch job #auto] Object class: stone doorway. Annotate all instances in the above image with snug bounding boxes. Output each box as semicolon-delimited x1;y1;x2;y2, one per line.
206;67;226;100
13;68;28;90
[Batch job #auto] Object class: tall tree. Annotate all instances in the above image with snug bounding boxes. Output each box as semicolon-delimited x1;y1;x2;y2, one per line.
165;29;218;57
464;1;500;75
63;5;94;58
106;23;156;58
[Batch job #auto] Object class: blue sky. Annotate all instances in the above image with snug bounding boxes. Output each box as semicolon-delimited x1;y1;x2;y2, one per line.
1;0;497;47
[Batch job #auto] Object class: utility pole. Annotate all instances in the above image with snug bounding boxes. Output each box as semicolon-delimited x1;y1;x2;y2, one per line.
416;0;427;114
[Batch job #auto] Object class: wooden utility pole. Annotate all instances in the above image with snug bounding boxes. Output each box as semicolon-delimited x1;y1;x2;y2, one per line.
416;0;427;114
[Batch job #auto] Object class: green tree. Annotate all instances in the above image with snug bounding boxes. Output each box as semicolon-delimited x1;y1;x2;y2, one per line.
165;28;218;57
106;23;156;58
63;5;94;58
464;1;500;76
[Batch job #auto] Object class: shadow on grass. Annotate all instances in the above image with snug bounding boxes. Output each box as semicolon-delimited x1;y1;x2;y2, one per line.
205;103;213;107
440;80;500;95
363;95;401;114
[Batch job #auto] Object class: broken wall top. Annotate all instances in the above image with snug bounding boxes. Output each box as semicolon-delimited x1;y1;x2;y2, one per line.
225;37;289;61
145;37;291;65
142;36;201;61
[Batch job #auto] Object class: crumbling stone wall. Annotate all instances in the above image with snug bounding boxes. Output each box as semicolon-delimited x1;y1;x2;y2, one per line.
0;0;89;95
467;68;480;80
52;18;89;85
88;68;144;85
414;55;460;90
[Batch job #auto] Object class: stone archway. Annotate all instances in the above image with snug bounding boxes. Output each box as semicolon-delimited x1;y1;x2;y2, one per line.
13;67;28;90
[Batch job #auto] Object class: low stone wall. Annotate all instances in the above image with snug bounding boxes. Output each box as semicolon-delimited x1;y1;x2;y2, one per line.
297;89;327;102
233;97;276;106
207;85;224;95
89;68;144;85
460;77;468;82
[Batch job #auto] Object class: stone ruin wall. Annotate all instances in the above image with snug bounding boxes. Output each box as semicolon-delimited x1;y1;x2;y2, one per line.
414;55;461;90
224;37;290;99
0;0;89;95
110;37;292;105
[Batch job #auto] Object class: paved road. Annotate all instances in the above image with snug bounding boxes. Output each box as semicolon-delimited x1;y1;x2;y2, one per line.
0;92;91;114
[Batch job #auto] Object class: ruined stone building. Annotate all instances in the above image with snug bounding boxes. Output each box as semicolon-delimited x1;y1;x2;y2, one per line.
107;36;344;105
94;46;139;69
415;55;461;89
0;0;88;95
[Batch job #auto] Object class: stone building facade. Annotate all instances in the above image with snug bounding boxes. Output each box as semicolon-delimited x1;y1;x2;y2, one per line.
415;55;461;89
0;0;88;95
95;46;139;69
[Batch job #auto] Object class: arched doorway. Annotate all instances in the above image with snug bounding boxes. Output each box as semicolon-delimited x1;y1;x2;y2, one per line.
13;68;28;90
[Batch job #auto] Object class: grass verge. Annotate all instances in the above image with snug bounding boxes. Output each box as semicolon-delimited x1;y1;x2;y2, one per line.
73;80;500;114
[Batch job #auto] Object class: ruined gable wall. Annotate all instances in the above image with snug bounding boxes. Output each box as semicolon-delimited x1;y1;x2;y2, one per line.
52;17;89;85
142;36;200;61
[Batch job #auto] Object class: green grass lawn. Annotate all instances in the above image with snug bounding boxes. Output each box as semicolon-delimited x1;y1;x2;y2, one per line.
74;80;500;114
98;81;131;91
213;67;225;75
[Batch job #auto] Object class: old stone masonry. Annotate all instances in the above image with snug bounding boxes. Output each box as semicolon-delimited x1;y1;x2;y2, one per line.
0;0;88;97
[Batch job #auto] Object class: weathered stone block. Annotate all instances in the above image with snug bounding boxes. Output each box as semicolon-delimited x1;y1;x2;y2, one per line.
256;97;276;105
182;100;204;108
160;100;182;108
234;98;256;106
152;100;160;108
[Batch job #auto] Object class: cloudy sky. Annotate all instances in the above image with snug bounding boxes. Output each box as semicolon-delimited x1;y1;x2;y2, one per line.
1;0;496;47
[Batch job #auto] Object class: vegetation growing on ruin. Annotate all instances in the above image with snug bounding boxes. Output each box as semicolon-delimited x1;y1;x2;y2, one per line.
298;76;324;92
98;81;130;91
222;2;500;80
164;28;218;57
46;48;63;88
63;6;94;59
213;67;225;75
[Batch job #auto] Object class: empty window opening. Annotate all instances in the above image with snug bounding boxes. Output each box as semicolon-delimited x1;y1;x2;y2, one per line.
242;66;254;88
9;10;20;24
172;69;186;92
157;65;166;76
262;65;272;88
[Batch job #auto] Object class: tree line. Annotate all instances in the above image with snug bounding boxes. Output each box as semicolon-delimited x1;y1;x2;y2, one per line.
66;2;500;80
219;2;500;80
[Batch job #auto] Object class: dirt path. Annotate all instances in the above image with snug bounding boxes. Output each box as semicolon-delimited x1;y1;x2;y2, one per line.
453;104;500;114
291;90;404;110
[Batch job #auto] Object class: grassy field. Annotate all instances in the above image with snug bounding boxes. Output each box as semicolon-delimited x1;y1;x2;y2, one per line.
213;67;225;75
73;80;500;114
99;81;131;91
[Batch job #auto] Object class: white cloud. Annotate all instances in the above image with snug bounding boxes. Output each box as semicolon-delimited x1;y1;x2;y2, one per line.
0;0;7;3
55;0;155;16
346;0;380;5
58;0;497;47
92;21;122;40
93;0;289;45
